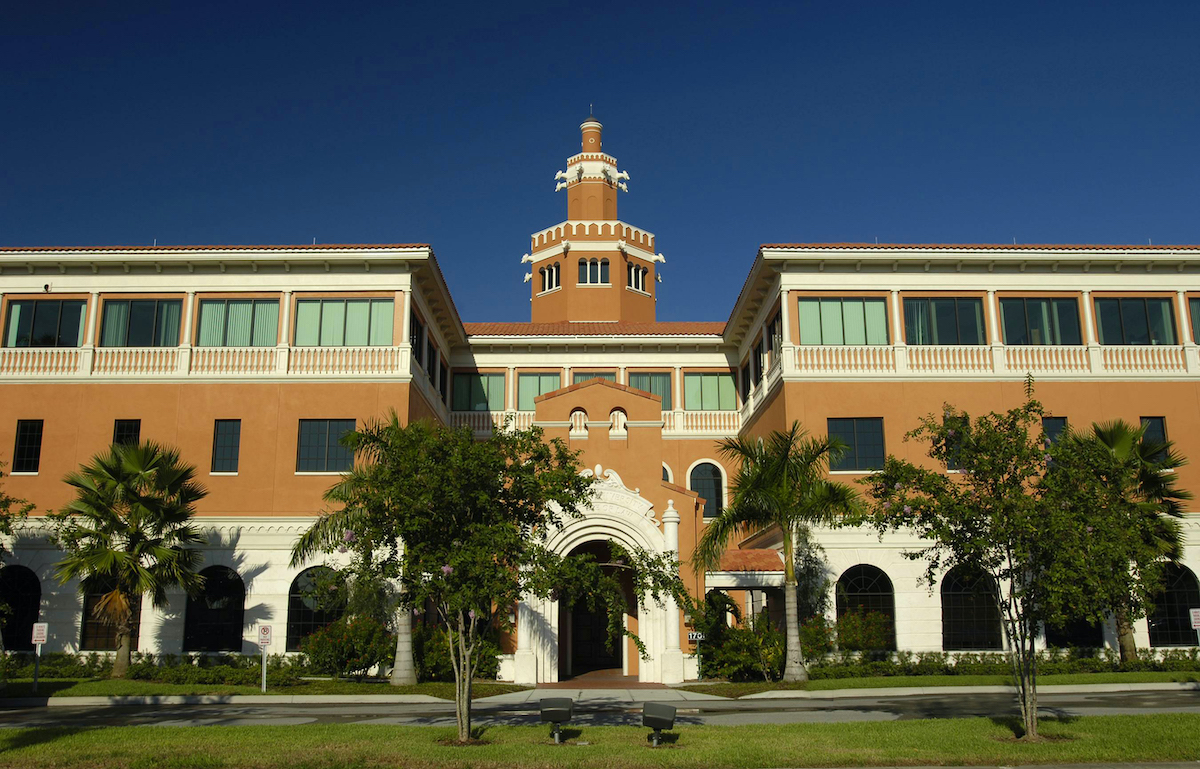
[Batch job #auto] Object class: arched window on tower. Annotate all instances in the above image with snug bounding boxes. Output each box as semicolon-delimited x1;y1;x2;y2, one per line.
600;259;609;284
589;258;600;284
286;566;345;651
1149;563;1200;647
689;463;724;520
578;259;588;285
183;565;246;652
539;268;547;293
941;565;1002;651
0;565;40;652
551;262;560;290
835;564;896;651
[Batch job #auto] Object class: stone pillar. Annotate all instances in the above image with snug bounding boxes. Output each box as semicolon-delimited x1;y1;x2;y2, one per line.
660;500;685;683
891;290;908;374
513;598;538;685
1177;290;1197;372
986;289;1006;374
1081;290;1103;372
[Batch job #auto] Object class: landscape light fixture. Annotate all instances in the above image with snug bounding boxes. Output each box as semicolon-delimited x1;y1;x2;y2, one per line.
642;702;676;746
539;697;574;744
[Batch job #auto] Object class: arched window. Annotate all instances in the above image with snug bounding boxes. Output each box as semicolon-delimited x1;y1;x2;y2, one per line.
539;268;547;293
1149;564;1200;647
589;258;600;284
689;462;723;520
941;565;1002;650
183;566;246;652
80;577;142;651
662;464;672;483
0;565;40;652
836;564;896;651
600;259;609;284
551;262;560;290
578;259;588;284
286;566;345;651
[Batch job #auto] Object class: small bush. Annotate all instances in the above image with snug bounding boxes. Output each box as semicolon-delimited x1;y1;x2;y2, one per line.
835;611;894;652
300;616;395;682
702;611;784;682
412;619;501;682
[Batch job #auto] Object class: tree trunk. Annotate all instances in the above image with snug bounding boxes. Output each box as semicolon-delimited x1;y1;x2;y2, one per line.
112;624;132;679
390;605;416;685
450;617;473;743
1019;635;1038;740
1115;606;1138;664
781;529;808;683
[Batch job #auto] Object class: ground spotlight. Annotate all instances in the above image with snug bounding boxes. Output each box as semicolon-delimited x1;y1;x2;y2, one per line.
539;697;573;744
642;702;676;746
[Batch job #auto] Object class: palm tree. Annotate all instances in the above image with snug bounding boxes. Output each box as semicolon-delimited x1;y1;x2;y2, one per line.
692;422;859;682
1077;420;1191;662
291;412;416;686
52;442;207;678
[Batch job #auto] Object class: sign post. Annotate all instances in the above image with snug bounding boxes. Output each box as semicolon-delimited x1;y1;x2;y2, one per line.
30;623;47;695
688;630;705;681
1190;608;1200;647
258;625;272;693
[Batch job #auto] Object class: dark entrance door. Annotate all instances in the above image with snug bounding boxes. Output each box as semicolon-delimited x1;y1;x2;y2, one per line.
571;601;620;673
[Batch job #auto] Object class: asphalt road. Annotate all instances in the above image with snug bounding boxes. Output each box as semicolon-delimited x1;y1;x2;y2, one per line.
2;689;1199;728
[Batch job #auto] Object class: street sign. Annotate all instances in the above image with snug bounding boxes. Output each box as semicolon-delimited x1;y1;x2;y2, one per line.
31;623;47;645
687;631;705;642
1190;608;1200;630
258;625;272;646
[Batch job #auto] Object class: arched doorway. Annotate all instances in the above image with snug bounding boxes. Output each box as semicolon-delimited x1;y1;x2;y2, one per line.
183;566;246;652
0;565;41;652
558;540;637;680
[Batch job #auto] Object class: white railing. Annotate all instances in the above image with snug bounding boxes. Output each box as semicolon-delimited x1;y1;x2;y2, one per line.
450;410;537;433
0;348;82;377
288;346;404;375
92;347;180;376
680;410;741;433
907;345;994;374
1101;345;1187;374
1005;345;1090;374
796;345;896;374
191;347;279;376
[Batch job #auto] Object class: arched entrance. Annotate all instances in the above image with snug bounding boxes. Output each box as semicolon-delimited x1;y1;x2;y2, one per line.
558;540;637;680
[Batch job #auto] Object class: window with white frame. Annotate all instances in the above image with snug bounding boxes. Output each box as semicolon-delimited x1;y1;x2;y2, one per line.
452;373;505;412
684;373;736;411
627;262;648;292
578;258;610;285
517;372;561;410
539;262;561;292
798;298;888;345
196;300;279;347
294;299;393;347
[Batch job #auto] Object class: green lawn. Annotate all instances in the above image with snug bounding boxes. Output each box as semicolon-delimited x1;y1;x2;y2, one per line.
681;670;1200;698
0;678;527;700
0;715;1197;768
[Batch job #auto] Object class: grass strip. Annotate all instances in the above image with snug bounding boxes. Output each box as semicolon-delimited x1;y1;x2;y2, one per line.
0;714;1197;768
681;670;1200;698
0;679;527;700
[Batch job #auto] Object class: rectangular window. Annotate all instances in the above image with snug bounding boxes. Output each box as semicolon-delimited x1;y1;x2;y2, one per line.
211;420;241;473
739;362;751;400
903;298;985;345
113;419;141;446
293;299;393;347
81;585;141;651
4;300;87;348
409;310;424;359
828;417;885;471
684;373;736;411
1190;298;1200;345
628;372;672;410
296;419;356;473
1140;416;1168;463
100;299;181;347
1094;298;1177;345
12;420;43;474
572;371;617;384
750;339;762;383
452;373;505;412
1042;416;1068;444
999;298;1082;345
518;373;562;411
438;361;449;404
196;300;279;347
424;334;435;374
797;297;888;345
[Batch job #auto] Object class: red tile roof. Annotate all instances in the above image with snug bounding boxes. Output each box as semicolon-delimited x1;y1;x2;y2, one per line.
761;242;1200;251
463;321;726;337
717;550;784;572
0;244;429;252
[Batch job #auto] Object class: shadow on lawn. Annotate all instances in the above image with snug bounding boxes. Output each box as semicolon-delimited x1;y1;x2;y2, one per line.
0;727;87;755
989;709;1077;739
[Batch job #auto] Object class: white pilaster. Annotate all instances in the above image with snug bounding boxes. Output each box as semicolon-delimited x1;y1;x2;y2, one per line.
661;500;684;683
1081;290;1102;372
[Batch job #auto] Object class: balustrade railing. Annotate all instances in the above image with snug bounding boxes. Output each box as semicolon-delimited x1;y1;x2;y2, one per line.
92;347;179;376
795;345;896;374
1004;345;1090;374
907;345;994;374
191;347;279;375
288;346;403;375
0;348;82;377
1101;345;1187;374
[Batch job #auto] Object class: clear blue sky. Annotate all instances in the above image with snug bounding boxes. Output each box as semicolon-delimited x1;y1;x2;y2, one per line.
4;1;1198;322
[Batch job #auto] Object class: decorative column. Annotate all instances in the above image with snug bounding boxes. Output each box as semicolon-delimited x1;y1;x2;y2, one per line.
177;291;195;375
672;364;684;431
891;290;908;374
80;291;100;374
513;598;539;685
986;289;1006;374
1081;290;1102;373
779;288;796;375
660;500;685;683
1177;290;1197;372
276;290;292;374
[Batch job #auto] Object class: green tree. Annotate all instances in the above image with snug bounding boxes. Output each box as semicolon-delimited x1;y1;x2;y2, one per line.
50;443;207;678
293;415;690;742
693;423;859;683
861;386;1116;740
1060;420;1191;662
0;464;33;687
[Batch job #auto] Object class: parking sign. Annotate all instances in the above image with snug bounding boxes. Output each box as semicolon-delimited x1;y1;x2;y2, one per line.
31;623;47;645
259;625;272;646
1190;608;1200;630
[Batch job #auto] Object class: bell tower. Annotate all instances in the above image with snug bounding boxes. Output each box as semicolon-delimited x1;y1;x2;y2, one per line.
525;116;663;324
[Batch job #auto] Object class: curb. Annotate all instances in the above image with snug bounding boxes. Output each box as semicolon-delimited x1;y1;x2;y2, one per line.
2;680;1196;708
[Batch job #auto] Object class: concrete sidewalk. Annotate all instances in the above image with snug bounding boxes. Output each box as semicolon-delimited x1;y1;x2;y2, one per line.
2;680;1196;709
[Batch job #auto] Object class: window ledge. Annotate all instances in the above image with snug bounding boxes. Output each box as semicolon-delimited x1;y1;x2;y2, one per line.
577;283;612;288
8;472;38;476
294;471;347;476
536;286;563;297
625;287;651;297
209;472;239;477
829;469;881;475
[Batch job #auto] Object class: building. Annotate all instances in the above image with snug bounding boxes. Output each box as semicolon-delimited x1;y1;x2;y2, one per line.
2;117;1200;684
